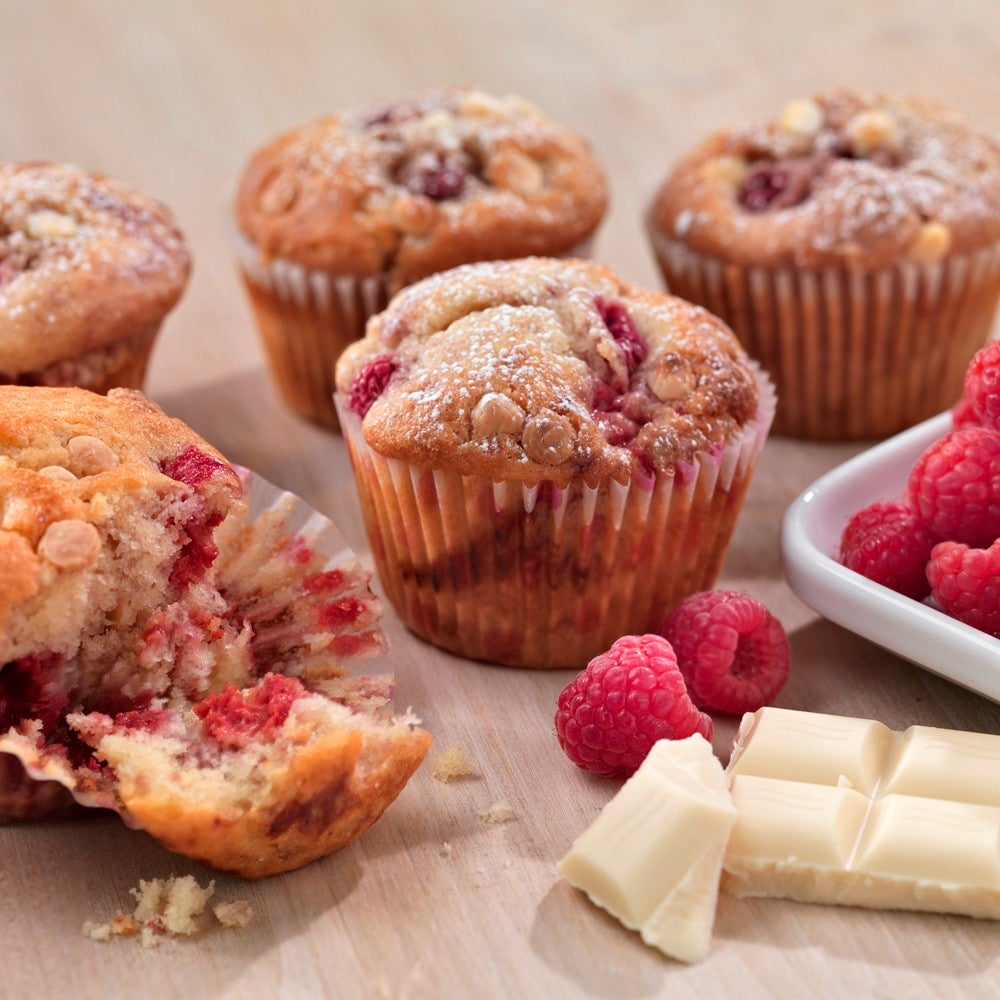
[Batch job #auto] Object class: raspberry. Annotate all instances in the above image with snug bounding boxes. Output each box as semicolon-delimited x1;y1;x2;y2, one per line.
906;427;1000;547
348;353;398;416
596;297;646;375
399;150;466;201
952;394;981;430
660;591;789;715
927;539;1000;637
554;634;712;778
962;340;1000;431
738;160;812;212
838;499;937;599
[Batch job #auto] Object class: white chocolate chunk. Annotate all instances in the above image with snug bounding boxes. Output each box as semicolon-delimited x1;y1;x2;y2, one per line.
558;736;736;963
722;707;1000;919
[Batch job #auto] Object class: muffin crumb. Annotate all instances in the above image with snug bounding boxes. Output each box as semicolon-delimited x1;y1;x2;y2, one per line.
480;799;515;824
431;742;476;782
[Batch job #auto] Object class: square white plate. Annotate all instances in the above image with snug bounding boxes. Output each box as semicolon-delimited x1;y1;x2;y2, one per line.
781;411;1000;704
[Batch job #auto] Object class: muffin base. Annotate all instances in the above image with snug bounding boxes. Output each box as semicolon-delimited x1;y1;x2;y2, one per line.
649;231;1000;440
237;235;596;431
336;372;774;669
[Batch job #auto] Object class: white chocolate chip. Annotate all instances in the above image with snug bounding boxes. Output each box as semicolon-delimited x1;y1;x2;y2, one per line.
649;354;696;402
259;173;299;214
38;519;101;569
778;99;824;139
38;465;77;481
522;410;576;465
489;150;545;199
909;221;952;264
471;393;525;438
67;435;118;476
845;109;902;158
702;155;747;186
25;209;78;239
388;194;436;236
459;91;507;119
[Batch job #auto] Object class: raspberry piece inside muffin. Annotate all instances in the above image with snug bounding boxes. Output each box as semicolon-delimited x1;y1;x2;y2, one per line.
738;160;812;211
194;673;306;750
348;353;399;416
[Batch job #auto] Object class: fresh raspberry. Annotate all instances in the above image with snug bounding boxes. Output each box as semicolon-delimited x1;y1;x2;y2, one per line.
927;539;1000;637
838;499;937;599
348;353;398;417
554;634;712;778
952;394;981;430
660;590;789;715
596;297;647;375
906;427;1000;547
962;340;1000;431
738;160;812;212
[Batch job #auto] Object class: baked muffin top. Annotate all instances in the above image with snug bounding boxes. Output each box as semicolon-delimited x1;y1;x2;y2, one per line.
649;88;1000;270
235;88;608;288
0;163;190;374
335;257;761;487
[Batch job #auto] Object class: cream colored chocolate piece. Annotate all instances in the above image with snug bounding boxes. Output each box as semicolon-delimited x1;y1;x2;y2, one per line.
558;736;736;964
722;707;1000;919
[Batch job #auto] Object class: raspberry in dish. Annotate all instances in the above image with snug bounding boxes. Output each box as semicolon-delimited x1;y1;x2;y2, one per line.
0;162;189;393
659;590;789;714
234;87;608;428
838;499;937;600
927;539;1000;637
554;634;712;777
334;257;774;669
648;89;1000;439
0;386;429;875
962;340;1000;431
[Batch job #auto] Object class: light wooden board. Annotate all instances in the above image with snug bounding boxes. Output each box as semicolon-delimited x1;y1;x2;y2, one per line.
3;2;1000;997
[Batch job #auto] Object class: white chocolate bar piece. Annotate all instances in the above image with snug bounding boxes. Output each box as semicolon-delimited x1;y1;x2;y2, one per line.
722;707;1000;919
558;735;737;963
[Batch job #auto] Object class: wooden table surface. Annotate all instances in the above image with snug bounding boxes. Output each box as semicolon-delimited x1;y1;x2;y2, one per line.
4;2;1000;997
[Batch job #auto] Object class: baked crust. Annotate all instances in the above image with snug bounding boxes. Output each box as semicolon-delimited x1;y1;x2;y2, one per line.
335;257;759;486
649;88;1000;270
235;88;607;287
0;163;190;372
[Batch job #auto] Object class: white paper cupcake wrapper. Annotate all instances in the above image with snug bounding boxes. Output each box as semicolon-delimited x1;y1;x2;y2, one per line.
0;471;389;823
650;230;1000;440
336;367;775;669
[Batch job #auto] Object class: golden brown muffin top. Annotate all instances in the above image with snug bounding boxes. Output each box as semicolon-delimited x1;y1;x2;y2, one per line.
0;386;241;632
335;258;760;486
235;88;608;289
0;163;190;373
649;89;1000;270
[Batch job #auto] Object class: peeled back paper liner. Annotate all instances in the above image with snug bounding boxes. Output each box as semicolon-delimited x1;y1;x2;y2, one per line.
0;471;390;824
336;367;776;669
649;229;1000;440
236;233;597;430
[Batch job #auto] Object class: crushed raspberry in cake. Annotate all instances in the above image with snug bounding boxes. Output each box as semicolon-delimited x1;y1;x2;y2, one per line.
0;653;67;734
399;150;467;201
738;160;812;211
660;590;789;715
596;297;646;375
169;509;224;588
312;595;368;629
110;708;175;735
348;353;398;416
927;539;1000;637
554;634;712;778
161;446;230;487
838;499;938;600
906;427;1000;547
193;674;307;751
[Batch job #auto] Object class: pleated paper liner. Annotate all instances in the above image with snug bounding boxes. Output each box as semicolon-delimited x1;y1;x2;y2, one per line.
0;470;389;824
336;369;775;669
236;235;597;431
649;230;1000;440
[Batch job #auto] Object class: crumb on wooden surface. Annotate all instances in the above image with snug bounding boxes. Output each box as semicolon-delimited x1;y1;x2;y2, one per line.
439;841;453;858
214;900;254;929
479;799;515;824
430;742;476;782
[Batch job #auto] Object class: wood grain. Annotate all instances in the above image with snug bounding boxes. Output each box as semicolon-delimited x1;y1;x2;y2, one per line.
3;1;1000;997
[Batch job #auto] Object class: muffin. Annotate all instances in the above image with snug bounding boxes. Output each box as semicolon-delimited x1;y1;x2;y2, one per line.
648;89;1000;440
0;386;429;876
0;162;190;392
235;87;608;428
334;257;775;670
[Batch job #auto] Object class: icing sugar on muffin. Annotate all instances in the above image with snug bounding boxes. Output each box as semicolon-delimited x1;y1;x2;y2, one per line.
235;87;608;428
335;257;774;669
0;386;429;875
0;162;190;393
648;89;1000;439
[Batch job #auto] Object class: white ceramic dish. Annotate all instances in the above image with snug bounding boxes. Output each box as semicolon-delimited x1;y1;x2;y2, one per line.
782;411;1000;704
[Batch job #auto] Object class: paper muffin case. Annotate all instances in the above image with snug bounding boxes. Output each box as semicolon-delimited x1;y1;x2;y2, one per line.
649;231;1000;440
236;234;599;432
336;371;775;670
0;470;390;824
